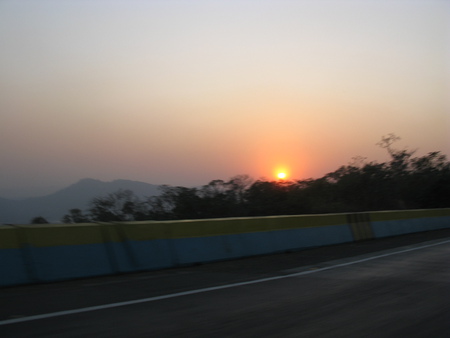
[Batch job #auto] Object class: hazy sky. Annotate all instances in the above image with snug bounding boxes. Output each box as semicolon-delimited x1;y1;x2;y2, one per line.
1;0;449;198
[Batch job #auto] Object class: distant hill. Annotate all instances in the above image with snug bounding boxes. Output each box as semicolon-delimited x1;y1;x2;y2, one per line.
0;179;161;224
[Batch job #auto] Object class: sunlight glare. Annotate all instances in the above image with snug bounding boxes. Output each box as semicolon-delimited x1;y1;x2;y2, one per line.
277;172;287;179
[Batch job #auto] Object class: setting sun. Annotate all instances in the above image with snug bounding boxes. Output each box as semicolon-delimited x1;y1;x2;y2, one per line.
277;172;287;179
274;166;290;180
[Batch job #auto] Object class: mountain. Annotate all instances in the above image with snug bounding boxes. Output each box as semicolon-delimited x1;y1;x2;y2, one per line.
0;179;161;224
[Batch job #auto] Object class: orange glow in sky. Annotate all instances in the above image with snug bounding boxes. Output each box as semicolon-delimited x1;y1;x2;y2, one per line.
0;1;448;198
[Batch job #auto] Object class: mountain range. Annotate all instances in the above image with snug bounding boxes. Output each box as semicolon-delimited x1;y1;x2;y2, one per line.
0;179;161;224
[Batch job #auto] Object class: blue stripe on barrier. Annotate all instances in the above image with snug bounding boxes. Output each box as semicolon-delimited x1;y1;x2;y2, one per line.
2;211;449;287
372;216;450;238
126;239;174;270
0;249;30;286
27;244;114;282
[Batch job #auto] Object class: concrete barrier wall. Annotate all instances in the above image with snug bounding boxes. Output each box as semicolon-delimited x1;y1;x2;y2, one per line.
1;208;449;287
370;209;450;238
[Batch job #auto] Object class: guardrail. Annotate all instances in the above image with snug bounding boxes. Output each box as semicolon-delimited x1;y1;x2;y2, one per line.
1;208;449;287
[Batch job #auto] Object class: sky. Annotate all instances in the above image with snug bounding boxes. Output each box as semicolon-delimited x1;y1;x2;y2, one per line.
1;0;449;198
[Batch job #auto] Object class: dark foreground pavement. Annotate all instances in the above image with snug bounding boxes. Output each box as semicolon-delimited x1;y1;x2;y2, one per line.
1;228;450;337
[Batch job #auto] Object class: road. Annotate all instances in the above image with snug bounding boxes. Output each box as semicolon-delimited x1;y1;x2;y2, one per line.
1;229;450;337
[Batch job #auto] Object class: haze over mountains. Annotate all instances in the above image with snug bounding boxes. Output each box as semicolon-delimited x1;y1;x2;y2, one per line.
0;179;161;224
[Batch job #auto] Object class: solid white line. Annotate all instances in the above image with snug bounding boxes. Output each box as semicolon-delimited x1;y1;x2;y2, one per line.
1;238;450;326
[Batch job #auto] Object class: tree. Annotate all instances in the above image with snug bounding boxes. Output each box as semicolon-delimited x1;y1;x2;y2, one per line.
59;136;450;221
30;216;49;224
88;189;146;222
407;151;450;208
376;133;401;157
162;186;203;219
324;161;391;211
245;180;294;216
61;208;91;223
227;174;254;204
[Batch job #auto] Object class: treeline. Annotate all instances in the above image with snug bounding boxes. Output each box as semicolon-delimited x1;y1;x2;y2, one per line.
59;136;450;223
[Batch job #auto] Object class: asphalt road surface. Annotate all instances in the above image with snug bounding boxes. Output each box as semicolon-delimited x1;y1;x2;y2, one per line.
1;229;450;337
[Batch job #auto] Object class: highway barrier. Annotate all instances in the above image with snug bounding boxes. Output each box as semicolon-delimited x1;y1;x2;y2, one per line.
1;208;449;287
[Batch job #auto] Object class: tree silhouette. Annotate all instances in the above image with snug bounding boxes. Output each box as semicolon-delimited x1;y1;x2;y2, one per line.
30;216;49;224
60;136;450;222
61;208;91;223
89;189;147;222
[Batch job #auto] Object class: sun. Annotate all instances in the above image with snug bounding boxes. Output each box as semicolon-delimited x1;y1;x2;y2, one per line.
277;172;287;179
273;166;290;180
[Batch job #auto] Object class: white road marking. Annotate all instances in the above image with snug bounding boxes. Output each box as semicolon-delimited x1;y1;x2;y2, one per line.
1;238;450;326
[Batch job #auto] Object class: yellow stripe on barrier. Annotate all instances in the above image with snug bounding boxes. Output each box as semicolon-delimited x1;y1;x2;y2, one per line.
370;208;450;222
3;209;447;247
116;221;174;241
0;226;22;249
118;214;349;240
17;223;106;247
